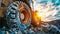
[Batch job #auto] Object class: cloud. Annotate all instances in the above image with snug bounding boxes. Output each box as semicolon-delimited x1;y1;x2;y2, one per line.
32;0;60;21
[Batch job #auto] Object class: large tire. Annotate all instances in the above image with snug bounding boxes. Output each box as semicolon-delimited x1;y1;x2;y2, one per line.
6;1;31;30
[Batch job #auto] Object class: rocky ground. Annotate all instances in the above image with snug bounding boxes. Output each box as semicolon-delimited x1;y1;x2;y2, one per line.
0;17;60;34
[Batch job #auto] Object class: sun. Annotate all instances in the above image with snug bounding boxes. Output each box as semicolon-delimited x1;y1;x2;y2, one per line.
32;0;58;21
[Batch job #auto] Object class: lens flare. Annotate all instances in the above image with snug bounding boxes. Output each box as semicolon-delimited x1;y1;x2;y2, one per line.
32;0;60;22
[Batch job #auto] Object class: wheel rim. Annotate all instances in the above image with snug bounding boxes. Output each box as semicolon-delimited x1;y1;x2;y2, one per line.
19;6;30;24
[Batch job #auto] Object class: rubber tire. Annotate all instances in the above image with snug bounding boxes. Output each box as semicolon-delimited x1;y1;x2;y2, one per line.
6;1;31;30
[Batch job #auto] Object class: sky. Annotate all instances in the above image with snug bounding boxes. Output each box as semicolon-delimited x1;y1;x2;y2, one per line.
30;0;60;22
